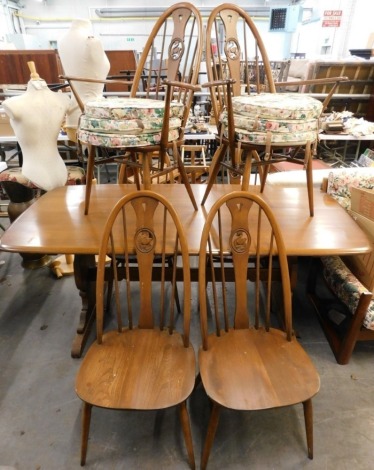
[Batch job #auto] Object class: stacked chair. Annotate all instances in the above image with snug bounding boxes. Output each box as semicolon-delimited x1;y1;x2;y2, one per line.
61;2;203;214
201;4;347;216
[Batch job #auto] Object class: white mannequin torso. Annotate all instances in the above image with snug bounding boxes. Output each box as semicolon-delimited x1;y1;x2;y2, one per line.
3;79;71;191
58;19;110;132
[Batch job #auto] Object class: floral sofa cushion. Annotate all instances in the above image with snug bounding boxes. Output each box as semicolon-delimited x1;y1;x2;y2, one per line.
326;168;374;210
321;256;374;330
321;255;374;330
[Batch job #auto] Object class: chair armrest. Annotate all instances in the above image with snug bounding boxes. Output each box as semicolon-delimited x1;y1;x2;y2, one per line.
59;75;134;112
201;78;236;89
163;80;201;93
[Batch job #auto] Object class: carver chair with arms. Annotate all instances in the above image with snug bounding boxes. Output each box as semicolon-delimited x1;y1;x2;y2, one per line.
198;191;320;469
201;3;347;216
75;190;196;467
61;2;203;214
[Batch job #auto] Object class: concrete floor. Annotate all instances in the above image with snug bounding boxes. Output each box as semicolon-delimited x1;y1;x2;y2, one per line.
1;238;374;469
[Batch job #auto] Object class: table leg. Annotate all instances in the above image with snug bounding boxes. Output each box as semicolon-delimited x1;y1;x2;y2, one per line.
71;254;96;358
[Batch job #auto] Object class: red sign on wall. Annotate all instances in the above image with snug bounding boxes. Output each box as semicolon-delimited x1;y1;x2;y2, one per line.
322;10;342;27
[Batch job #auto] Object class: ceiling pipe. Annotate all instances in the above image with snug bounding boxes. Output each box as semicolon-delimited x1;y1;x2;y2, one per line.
94;6;271;19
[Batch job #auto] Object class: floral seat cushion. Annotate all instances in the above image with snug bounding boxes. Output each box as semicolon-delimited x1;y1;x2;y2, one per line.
327;169;374;210
78;128;180;148
79;97;184;148
221;114;318;133
321;255;374;330
220;93;322;146
84;98;184;120
231;93;323;120
79;115;181;135
230;128;318;145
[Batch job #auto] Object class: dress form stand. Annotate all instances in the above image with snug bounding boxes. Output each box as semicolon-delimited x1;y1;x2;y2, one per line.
58;19;110;142
0;62;84;270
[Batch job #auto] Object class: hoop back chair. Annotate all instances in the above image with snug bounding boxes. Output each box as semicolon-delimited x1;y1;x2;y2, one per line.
198;191;320;469
61;2;203;214
75;190;195;467
201;4;348;216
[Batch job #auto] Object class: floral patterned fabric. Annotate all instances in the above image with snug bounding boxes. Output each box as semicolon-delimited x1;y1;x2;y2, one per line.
321;255;374;330
80;115;181;135
84;98;185;120
327;169;374;210
78;128;180;148
231;128;317;145
220;114;318;133
231;93;323;120
79;97;184;148
0;166;85;188
220;92;322;146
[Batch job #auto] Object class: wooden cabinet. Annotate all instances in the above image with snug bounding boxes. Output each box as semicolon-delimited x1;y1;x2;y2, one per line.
0;50;63;85
105;50;137;92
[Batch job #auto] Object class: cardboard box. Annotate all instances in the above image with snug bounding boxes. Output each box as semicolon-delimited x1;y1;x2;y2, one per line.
350;186;374;222
0;109;14;136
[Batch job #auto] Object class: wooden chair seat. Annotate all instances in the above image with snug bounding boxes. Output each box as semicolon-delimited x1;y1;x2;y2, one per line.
77;328;195;409
199;328;319;410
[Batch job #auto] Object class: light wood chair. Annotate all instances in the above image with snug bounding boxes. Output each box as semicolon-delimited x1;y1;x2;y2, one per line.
200;3;347;216
75;190;195;467
61;2;203;214
198;190;320;469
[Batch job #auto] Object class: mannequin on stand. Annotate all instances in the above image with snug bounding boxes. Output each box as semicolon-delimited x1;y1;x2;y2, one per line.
3;62;70;191
58;19;110;141
1;62;77;273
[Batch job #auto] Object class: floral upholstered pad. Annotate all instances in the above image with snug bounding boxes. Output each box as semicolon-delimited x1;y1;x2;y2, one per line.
78;128;180;148
322;255;374;330
327;169;374;210
231;93;323;120
226;127;317;145
220;113;318;133
79;115;182;135
84;98;185;120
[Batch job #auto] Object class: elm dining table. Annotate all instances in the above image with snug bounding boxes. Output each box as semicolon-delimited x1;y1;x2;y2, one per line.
0;183;371;357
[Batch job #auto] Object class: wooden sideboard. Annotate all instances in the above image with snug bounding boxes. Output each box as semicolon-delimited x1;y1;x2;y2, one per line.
0;50;63;85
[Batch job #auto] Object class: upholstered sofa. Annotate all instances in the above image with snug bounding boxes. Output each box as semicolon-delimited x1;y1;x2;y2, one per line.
308;167;374;364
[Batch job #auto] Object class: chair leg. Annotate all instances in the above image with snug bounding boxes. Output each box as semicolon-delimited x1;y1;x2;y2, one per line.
241;151;252;192
201;144;228;205
80;402;93;466
84;145;96;215
173;143;198;211
201;401;221;470
303;399;313;459
305;141;314;217
179;401;195;470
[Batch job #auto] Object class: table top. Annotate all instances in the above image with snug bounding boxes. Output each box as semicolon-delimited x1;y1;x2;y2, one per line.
0;184;371;257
